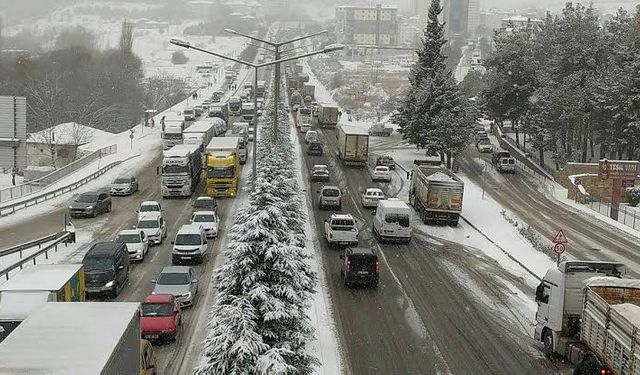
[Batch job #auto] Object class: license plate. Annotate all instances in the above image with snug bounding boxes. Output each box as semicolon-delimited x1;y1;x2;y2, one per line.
145;335;159;339
357;271;369;275
339;242;348;245
181;256;192;260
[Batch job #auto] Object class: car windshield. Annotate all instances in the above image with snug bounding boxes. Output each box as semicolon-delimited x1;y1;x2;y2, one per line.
113;178;130;184
376;167;389;172
207;166;235;178
157;272;189;285
116;234;140;243
142;303;174;317
367;191;383;197
194;214;216;223
331;219;355;230
75;194;97;203
385;214;410;227
323;189;339;197
83;257;113;271
194;199;215;208
163;165;188;174
140;204;160;212
175;234;202;246
138;220;159;229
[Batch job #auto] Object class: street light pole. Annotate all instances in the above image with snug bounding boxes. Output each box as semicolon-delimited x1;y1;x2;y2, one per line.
224;29;329;140
169;38;344;191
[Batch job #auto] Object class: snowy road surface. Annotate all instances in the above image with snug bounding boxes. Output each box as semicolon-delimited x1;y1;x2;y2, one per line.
459;149;640;277
294;113;556;374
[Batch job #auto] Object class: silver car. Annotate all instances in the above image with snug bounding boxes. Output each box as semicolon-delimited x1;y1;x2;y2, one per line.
110;176;139;196
152;266;198;307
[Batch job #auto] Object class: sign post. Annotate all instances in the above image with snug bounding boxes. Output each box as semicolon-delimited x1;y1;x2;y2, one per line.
599;159;639;221
552;229;568;266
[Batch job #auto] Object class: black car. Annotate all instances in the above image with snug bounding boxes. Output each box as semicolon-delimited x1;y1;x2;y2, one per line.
69;191;111;218
307;141;323;156
83;241;130;298
340;247;379;288
192;196;218;213
375;155;395;170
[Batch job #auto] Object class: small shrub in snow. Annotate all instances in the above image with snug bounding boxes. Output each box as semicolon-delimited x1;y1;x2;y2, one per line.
626;186;640;207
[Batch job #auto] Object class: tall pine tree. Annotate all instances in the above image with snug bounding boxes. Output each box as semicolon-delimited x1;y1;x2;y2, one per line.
398;0;475;167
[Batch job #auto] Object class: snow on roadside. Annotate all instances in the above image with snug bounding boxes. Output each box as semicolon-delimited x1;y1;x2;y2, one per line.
289;111;343;374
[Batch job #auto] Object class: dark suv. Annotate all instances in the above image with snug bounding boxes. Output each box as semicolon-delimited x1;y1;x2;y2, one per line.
83;241;130;298
340;247;379;288
69;191;111;218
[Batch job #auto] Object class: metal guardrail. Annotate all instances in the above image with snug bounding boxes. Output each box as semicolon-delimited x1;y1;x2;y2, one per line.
0;144;118;203
491;125;554;180
0;154;139;217
0;231;73;281
0;233;59;258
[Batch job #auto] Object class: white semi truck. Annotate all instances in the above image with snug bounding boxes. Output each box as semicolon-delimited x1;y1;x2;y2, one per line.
535;261;637;374
161;143;203;197
183;119;217;149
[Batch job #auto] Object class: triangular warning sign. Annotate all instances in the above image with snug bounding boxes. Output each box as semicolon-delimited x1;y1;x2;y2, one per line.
552;229;568;244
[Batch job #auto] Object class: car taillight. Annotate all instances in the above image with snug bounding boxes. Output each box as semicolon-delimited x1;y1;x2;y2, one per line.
346;260;351;274
376;260;380;274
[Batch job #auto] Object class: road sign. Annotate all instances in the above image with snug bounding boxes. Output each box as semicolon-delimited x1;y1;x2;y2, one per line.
552;229;568;244
553;243;566;255
599;159;639;180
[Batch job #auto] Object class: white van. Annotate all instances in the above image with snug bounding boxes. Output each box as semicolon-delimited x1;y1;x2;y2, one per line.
372;199;411;243
171;224;208;264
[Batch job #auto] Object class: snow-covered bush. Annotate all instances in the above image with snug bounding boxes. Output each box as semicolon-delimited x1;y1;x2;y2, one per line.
194;80;317;375
626;186;640;207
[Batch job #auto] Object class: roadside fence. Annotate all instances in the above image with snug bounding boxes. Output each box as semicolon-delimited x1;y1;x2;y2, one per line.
585;194;640;232
0;144;117;204
0;231;73;281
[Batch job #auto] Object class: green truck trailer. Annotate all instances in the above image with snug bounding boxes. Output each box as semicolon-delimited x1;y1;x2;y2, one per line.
0;264;85;342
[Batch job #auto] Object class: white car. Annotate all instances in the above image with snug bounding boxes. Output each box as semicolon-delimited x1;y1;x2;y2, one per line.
300;122;311;133
137;201;162;221
191;211;219;238
115;229;149;261
372;166;391;182
136;213;167;246
361;188;385;208
305;130;318;143
324;213;359;247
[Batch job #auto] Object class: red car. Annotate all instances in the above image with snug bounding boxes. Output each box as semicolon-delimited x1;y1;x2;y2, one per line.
141;294;181;343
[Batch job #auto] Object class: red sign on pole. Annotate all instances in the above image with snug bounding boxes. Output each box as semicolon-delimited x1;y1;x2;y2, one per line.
553;243;566;255
552;229;568;244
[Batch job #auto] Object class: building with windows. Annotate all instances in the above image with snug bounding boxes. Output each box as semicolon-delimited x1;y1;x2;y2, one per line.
335;4;398;46
496;15;544;34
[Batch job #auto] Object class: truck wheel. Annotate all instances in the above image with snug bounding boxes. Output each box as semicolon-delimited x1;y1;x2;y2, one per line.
542;330;554;359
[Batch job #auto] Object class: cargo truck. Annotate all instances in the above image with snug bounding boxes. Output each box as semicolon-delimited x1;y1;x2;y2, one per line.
241;102;255;125
408;164;464;226
182;119;216;148
368;123;393;136
337;125;369;167
208;103;229;124
318;103;339;128
0;264;85;342
228;97;242;116
298;73;309;86
161;143;202;197
534;261;638;374
303;83;315;101
229;122;249;164
206;137;241;197
163;123;183;149
294;63;303;74
256;80;266;98
0;302;141;374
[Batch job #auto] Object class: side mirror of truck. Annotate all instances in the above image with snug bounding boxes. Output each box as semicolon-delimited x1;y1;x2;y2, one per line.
156;166;160;175
371;210;376;216
535;283;548;304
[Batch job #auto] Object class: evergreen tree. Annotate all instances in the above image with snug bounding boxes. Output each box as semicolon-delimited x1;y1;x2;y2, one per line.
398;0;475;168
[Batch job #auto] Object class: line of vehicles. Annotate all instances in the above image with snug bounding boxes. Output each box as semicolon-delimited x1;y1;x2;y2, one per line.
0;81;260;373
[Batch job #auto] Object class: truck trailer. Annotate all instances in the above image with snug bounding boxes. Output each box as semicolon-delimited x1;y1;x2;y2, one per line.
534;261;636;374
318;103;339;128
337;125;369;167
161;143;203;197
302;83;315;102
182;119;217;148
228;97;242;116
0;302;141;374
0;264;85;342
206;137;241;198
408;164;464;226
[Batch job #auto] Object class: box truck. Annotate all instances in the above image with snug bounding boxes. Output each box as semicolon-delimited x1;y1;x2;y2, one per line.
318;103;339;128
0;302;141;374
0;264;85;342
337;125;369;167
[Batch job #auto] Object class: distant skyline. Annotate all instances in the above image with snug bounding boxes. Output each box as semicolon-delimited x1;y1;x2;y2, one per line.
347;0;637;13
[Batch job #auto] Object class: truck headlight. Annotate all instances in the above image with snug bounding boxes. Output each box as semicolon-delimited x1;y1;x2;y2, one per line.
86;206;94;210
105;280;114;287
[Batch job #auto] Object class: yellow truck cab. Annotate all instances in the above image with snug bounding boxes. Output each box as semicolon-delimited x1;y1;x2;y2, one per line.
205;137;241;198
